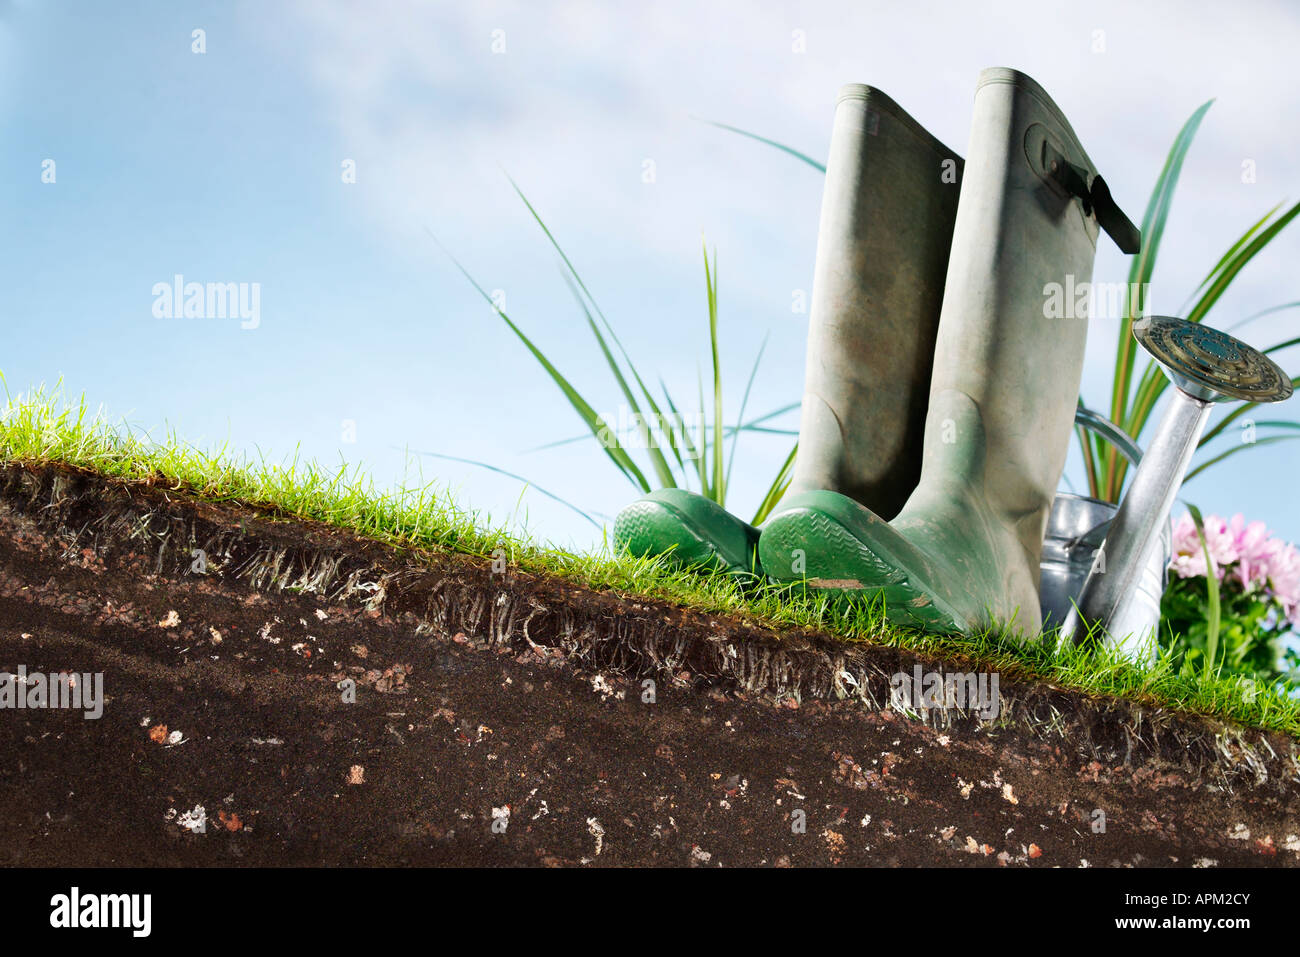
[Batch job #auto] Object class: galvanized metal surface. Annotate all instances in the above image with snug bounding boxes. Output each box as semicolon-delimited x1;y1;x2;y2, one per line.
1064;316;1293;655
1039;410;1168;641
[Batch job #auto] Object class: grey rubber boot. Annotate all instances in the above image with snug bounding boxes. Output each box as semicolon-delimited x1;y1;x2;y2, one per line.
613;85;963;576
787;85;963;515
760;68;1140;635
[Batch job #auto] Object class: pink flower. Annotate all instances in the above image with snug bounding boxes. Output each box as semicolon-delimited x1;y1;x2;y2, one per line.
1266;540;1300;623
1228;514;1280;591
1169;512;1300;626
1169;512;1238;580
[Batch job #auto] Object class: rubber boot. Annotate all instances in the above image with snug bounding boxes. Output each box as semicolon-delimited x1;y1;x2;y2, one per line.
759;68;1139;634
613;85;963;576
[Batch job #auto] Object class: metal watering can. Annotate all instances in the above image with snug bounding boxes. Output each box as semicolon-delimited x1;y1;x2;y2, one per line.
1038;407;1169;653
1053;316;1293;659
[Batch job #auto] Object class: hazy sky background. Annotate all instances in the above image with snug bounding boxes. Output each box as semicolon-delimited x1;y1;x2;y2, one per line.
3;0;1298;553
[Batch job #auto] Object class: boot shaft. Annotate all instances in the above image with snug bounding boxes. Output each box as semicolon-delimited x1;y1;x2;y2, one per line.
789;85;963;519
925;68;1104;553
758;70;1140;638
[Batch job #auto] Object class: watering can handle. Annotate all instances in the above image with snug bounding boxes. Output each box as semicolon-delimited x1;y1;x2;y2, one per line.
1073;406;1142;467
1069;407;1142;550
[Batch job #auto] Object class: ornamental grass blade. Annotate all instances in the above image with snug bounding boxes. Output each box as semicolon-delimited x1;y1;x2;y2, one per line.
510;175;687;484
407;448;605;530
1102;99;1213;500
660;379;703;493
1185;434;1300;483
691;116;827;173
725;333;768;492
751;441;798;525
703;243;725;504
428;229;649;493
1125;200;1300;459
1187;504;1221;668
561;273;677;487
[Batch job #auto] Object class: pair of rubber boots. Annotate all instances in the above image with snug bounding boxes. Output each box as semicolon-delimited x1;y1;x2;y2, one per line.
614;68;1140;637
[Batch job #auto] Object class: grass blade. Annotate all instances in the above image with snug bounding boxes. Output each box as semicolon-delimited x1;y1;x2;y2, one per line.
660;380;703;493
1124;202;1300;446
1198;371;1300;448
1184;434;1300;483
1103;99;1214;499
561;273;678;487
691;116;827;173
751;441;798;525
1187;504;1221;669
696;368;711;498
1226;300;1300;334
1075;400;1101;499
428;229;650;492
507;175;686;474
1179;202;1283;314
406;449;606;530
703;243;725;504
1186;200;1300;325
725;333;768;492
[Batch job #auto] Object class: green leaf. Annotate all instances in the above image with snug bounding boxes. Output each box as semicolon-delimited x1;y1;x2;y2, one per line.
695;368;711;497
1187;504;1221;669
659;380;703;494
726;334;768;492
691;116;827;172
703;243;725;504
428;229;650;492
751;442;798;525
1180;202;1283;312
408;449;605;530
509;175;688;484
1198;372;1300;447
1184;434;1300;483
532;401;798;451
1103;99;1214;500
561;274;677;488
1225;300;1300;334
1075;399;1101;499
1199;414;1300;449
1131;202;1300;437
1187;199;1300;325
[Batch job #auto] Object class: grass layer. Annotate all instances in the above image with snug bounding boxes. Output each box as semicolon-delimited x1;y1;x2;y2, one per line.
1;379;1295;738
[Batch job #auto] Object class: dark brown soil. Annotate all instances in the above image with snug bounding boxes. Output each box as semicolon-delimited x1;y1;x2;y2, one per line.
0;461;1296;867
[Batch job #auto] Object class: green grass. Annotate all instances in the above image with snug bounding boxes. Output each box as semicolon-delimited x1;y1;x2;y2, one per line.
1;378;1297;738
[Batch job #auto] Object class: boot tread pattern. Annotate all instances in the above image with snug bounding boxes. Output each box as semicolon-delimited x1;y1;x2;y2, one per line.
763;507;967;634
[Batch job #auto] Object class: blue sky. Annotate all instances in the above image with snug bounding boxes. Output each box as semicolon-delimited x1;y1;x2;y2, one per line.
2;0;1298;554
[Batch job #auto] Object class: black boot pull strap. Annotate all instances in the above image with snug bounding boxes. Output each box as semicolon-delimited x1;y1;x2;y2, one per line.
1088;175;1142;255
1047;152;1142;255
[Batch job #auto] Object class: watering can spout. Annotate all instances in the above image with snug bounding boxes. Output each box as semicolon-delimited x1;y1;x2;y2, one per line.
1038;408;1165;645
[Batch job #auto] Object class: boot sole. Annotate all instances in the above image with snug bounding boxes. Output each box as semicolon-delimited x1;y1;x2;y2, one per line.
613;490;760;577
760;494;968;634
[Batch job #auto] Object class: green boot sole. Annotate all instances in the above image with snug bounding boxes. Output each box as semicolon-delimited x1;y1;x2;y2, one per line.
614;489;762;577
758;490;970;633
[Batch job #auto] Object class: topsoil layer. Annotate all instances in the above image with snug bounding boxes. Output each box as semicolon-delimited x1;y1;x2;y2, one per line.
0;461;1296;867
